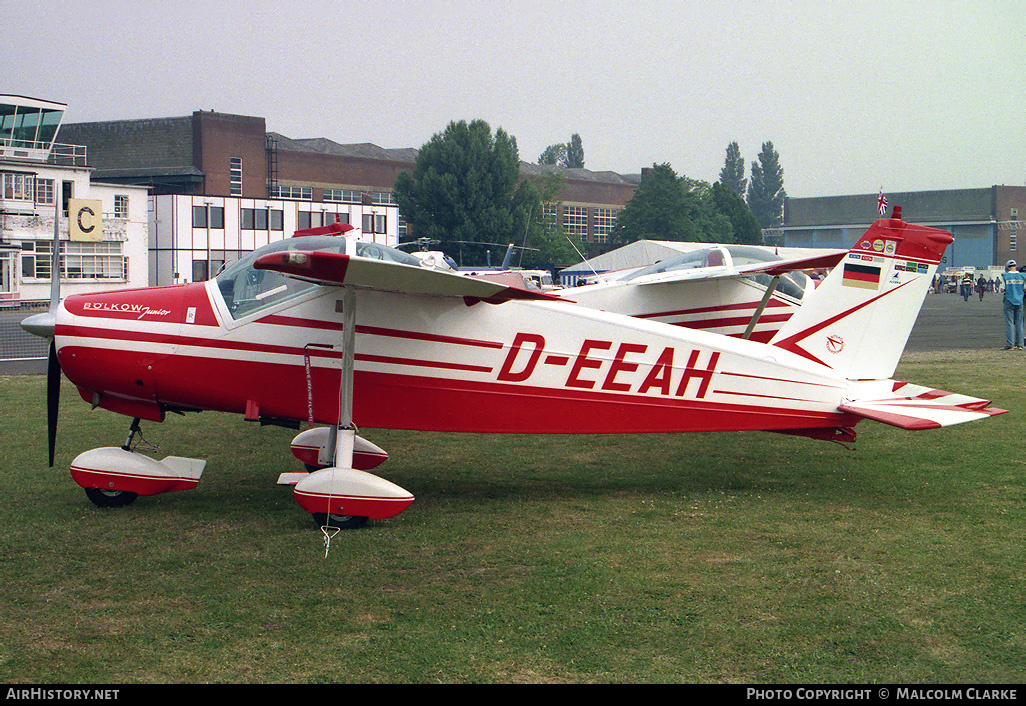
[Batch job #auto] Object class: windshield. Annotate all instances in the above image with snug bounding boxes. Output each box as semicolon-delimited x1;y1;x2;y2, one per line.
725;245;807;300
215;236;345;319
215;237;425;319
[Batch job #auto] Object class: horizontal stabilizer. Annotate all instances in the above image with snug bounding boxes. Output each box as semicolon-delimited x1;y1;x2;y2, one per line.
840;382;1008;430
254;250;561;303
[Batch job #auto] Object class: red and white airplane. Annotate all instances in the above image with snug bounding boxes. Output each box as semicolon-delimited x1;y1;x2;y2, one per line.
22;215;1007;529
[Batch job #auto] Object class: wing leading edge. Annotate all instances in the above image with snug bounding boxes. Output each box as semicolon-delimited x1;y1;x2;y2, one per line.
253;250;562;304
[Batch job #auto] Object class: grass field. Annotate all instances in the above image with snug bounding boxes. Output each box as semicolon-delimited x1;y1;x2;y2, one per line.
0;350;1023;683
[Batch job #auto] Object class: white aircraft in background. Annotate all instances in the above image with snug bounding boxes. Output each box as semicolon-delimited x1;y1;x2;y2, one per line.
557;243;846;342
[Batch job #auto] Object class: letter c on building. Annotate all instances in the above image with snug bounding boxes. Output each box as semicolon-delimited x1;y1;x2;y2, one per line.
77;206;96;233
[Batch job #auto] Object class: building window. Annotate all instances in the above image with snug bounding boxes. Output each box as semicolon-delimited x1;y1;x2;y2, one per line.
230;157;242;195
594;208;619;244
36;178;54;205
194;205;224;229
362;213;386;234
301;211;350;229
564;206;588;242
21;240;126;280
324;189;364;204
114;195;129;218
270;185;311;200
298;211;323;230
2;172;34;201
241;208;283;231
540;204;558;235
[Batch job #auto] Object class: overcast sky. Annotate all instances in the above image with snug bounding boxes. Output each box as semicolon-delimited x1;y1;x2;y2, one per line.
5;0;1024;198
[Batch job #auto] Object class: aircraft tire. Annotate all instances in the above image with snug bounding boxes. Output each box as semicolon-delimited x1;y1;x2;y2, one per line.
313;512;368;530
84;487;139;508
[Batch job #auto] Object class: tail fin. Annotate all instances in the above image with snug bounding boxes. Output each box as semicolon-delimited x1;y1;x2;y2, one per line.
769;217;952;380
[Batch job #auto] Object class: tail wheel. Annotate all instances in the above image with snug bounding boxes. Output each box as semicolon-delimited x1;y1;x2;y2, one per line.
85;487;138;508
312;512;368;530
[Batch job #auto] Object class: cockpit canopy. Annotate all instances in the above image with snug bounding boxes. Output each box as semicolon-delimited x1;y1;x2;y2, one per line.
618;244;808;300
215;236;422;319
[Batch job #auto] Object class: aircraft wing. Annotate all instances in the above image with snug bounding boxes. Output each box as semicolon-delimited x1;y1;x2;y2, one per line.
754;250;848;276
840;382;1008;430
621;249;847;286
253;249;562;303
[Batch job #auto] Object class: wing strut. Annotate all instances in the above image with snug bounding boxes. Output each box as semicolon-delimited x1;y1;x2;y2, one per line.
323;286;357;468
742;274;781;340
291;286;415;536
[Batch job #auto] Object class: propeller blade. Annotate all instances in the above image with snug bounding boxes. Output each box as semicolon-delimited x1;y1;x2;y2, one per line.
47;339;61;467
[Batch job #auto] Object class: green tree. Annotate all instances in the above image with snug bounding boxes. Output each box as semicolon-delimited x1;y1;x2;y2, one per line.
719;141;747;197
612;163;731;245
394;119;535;266
711;181;763;244
746;141;786;229
565;133;584;169
538;143;567;166
538;134;584;169
517;171;580;267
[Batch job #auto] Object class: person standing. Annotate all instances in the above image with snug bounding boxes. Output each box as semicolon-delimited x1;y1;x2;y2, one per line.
977;274;987;301
1001;260;1025;349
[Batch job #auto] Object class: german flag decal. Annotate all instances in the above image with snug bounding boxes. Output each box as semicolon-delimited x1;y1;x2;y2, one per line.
842;262;881;290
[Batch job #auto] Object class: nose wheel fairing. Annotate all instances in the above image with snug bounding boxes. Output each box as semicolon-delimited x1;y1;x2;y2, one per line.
70;447;206;498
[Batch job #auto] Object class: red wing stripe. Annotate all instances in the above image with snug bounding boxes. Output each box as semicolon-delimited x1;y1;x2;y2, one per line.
667;313;793;330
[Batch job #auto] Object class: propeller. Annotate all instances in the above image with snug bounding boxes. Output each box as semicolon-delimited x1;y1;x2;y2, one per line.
22;311;59;467
22;199;64;467
46;338;61;467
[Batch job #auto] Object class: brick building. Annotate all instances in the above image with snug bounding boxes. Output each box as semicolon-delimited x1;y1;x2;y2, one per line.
61;112;408;284
61;111;643;282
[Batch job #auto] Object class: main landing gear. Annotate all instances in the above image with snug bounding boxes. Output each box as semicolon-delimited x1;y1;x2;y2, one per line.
68;416;412;533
